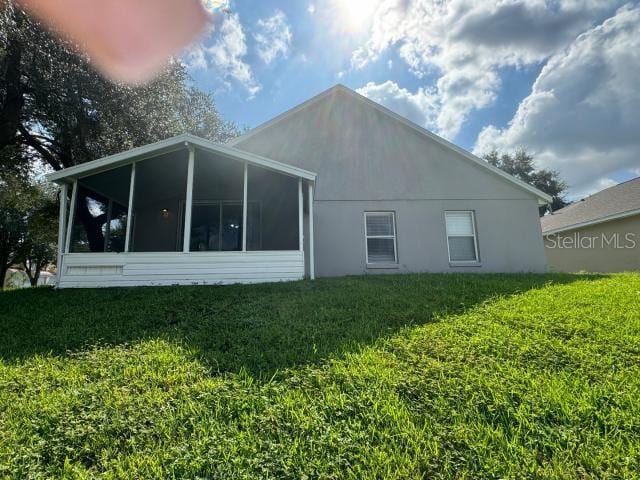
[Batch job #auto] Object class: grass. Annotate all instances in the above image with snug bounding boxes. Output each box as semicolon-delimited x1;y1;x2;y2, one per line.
0;273;639;478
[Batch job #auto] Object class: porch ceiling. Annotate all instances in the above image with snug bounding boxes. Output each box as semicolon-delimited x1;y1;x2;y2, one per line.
46;134;317;184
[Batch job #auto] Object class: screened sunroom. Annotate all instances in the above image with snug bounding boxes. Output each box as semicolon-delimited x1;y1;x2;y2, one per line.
47;135;316;288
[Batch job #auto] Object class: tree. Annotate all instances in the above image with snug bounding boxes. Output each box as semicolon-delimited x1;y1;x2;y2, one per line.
1;1;238;173
19;186;58;286
0;178;58;289
0;177;28;289
0;200;24;289
1;1;238;266
483;149;568;215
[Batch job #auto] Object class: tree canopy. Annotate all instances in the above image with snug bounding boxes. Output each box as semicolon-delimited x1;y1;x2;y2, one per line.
18;182;58;287
483;149;568;215
0;177;56;289
0;1;238;176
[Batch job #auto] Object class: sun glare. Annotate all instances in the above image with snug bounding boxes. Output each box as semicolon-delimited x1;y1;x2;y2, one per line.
334;0;380;31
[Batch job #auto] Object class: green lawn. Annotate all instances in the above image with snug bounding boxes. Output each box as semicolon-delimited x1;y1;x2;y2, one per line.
1;273;639;479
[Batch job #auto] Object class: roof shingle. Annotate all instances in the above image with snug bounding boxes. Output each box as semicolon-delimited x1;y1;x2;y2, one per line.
541;177;640;234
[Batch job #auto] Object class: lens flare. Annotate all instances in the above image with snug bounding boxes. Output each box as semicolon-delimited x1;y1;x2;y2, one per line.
202;0;230;14
334;0;380;31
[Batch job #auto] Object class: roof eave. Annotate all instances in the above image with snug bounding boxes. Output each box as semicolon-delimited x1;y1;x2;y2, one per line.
45;134;193;184
45;133;317;184
541;207;640;235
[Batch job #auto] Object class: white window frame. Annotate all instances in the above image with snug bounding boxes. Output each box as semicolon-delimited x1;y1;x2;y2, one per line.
364;211;398;266
445;210;480;264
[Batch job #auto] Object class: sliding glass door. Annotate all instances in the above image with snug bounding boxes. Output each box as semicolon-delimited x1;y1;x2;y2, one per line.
190;204;221;252
190;202;245;252
221;204;243;251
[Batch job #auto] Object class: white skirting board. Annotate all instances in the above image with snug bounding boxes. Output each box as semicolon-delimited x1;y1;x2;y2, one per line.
57;251;305;288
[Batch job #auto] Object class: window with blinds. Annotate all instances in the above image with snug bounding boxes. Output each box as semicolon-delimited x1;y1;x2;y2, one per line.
365;212;397;264
445;211;479;263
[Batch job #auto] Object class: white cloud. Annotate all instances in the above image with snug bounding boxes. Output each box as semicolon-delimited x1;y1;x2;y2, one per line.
186;14;260;97
308;4;316;15
352;0;624;138
435;67;500;139
356;81;438;128
254;11;293;66
593;177;619;192
184;42;208;70
475;5;640;198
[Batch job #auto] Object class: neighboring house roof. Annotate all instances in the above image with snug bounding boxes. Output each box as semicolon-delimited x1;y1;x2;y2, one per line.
46;133;317;184
229;84;552;205
541;177;640;235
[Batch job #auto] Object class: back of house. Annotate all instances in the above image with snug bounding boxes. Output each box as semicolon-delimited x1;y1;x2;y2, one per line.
48;85;550;288
230;85;549;277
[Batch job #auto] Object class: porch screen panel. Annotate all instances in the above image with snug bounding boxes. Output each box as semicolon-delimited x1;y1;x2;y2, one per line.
69;165;132;253
190;153;244;252
247;165;298;251
131;151;188;252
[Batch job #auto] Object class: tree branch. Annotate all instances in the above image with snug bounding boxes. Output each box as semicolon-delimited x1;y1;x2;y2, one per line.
17;125;63;171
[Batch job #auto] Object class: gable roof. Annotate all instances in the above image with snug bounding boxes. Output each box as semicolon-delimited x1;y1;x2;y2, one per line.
46;133;317;184
541;177;640;235
229;84;552;205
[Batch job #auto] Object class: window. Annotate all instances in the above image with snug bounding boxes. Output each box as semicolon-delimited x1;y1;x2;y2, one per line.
365;212;397;264
445;211;479;263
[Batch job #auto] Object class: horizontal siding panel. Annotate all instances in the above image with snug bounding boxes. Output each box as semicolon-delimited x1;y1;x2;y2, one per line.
66;266;124;276
59;279;302;288
123;268;303;276
124;258;302;271
59;276;302;288
63;253;302;265
59;251;304;289
59;275;303;288
61;273;302;283
64;259;127;267
63;270;303;279
121;265;302;274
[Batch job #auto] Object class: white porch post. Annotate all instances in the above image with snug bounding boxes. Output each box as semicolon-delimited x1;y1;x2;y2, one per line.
242;162;248;251
124;162;136;253
298;177;304;252
183;144;195;253
56;183;68;281
308;182;315;280
64;180;78;254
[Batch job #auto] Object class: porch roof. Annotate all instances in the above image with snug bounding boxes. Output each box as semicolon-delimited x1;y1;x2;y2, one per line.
46;134;317;184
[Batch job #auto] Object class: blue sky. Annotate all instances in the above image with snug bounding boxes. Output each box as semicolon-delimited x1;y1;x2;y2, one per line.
185;0;640;199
